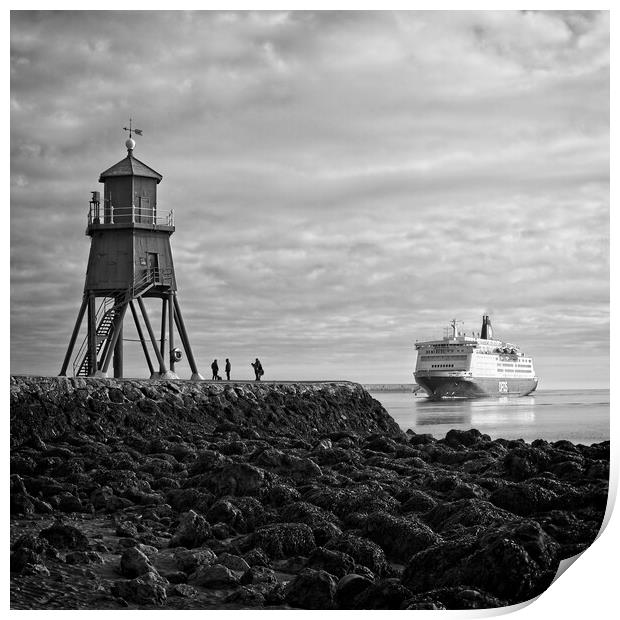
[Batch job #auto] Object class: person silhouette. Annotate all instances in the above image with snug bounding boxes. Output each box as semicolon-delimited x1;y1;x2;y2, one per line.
251;358;263;381
211;359;219;380
225;358;231;381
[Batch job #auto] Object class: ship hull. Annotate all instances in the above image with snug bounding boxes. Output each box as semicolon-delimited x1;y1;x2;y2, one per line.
414;375;538;399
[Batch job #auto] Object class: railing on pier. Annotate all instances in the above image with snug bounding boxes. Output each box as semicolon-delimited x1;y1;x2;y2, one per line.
87;203;174;227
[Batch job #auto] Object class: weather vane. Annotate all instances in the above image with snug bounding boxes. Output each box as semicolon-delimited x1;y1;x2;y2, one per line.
123;117;143;139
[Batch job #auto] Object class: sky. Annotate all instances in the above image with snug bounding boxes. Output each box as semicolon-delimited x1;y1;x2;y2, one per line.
10;10;609;388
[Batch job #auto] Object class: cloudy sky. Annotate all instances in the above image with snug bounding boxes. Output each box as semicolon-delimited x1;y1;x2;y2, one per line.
10;10;609;388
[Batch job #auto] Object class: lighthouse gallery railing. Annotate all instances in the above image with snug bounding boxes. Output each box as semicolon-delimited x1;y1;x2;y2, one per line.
87;204;174;227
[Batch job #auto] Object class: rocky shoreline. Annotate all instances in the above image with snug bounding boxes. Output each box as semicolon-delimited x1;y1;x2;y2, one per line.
10;376;609;609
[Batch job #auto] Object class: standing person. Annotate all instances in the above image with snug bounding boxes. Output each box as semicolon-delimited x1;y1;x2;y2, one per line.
251;358;264;381
211;359;219;380
225;358;231;381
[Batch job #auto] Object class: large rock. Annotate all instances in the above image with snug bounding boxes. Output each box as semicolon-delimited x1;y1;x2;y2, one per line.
284;568;337;609
174;547;217;574
120;547;155;578
251;523;316;559
402;520;559;603
404;586;505;610
306;547;356;578
169;510;212;548
204;463;267;497
362;512;440;561
489;483;558;516
112;571;167;606
10;534;58;573
503;447;551;481
335;574;374;609
400;489;437;513
444;429;489;448
280;501;339;529
253;448;322;480
189;563;239;588
326;534;388;577
38;522;89;550
352;578;413;609
424;499;516;534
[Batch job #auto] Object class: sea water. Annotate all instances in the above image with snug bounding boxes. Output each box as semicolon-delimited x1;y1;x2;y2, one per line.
369;389;610;446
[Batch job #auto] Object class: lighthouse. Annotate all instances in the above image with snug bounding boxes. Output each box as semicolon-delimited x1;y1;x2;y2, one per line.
59;125;203;380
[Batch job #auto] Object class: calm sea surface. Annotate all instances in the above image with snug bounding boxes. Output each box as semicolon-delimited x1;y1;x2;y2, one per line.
369;389;610;446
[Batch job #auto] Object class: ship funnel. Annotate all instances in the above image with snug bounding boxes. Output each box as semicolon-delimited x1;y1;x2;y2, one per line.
480;315;488;339
486;316;493;339
480;315;493;339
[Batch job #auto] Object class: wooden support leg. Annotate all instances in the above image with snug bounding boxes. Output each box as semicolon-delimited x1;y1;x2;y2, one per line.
59;297;88;376
160;297;167;363
87;294;97;376
100;302;129;375
137;297;167;376
113;321;123;378
168;292;175;374
173;295;203;380
130;301;154;376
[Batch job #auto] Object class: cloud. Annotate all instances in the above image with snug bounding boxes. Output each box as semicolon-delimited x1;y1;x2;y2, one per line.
10;10;609;387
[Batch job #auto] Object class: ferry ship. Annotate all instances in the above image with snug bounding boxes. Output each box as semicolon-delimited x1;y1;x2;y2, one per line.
414;315;538;399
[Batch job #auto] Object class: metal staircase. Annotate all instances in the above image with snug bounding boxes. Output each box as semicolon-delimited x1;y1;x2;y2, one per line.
71;269;166;376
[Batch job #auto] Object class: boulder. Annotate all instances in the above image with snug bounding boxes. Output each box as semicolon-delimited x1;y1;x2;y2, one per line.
424;499;515;534
240;565;278;586
166;488;215;513
65;550;104;565
400;489;437;513
284;568;337;609
39;521;89;550
444;429;489;448
402;520;559;603
335;573;374;609
306;547;356;578
223;586;265;606
203;463;266;497
326;534;388;577
267;484;301;507
169;510;212;548
404;586;505;610
253;448;322;480
218;552;250;574
120;547;155;578
11;534;58;573
489;483;558;516
352;578;413;609
312;522;343;547
116;520;139;539
167;583;198;598
112;571;167;606
189;563;239;588
174;547;217;574
280;501;339;529
251;523;316;559
503;447;551;481
362;511;440;561
10;492;35;516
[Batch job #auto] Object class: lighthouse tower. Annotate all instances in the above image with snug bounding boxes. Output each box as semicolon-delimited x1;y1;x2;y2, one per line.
59;127;203;380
